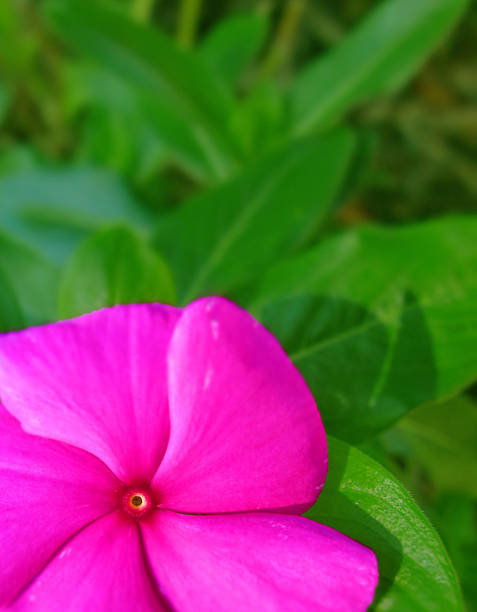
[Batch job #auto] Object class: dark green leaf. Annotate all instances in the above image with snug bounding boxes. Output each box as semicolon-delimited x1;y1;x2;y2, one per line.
308;437;464;611
58;225;176;319
46;0;242;180
430;494;477;610
288;0;469;136
0;166;151;263
155;129;355;304
395;396;477;498
254;216;477;441
0;267;25;332
199;13;268;86
0;82;10;125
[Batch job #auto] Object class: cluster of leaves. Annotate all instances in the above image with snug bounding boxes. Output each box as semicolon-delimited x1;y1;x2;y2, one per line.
0;0;476;609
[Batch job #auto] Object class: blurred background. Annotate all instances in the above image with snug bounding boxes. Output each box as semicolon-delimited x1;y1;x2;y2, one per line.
1;0;476;220
0;0;476;609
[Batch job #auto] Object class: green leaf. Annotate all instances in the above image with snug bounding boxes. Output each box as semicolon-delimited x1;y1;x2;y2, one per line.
231;81;287;157
0;166;151;263
254;216;477;442
0;81;10;125
308;437;464;611
430;494;477;609
67;62;223;184
58;226;176;319
199;13;268;87
288;0;469;136
46;0;242;180
154;128;355;304
0;267;25;332
395;396;477;498
66;64;165;180
0;230;59;325
0;145;40;177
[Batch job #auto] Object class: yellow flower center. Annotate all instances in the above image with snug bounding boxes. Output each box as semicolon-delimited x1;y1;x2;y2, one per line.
129;493;146;509
121;488;154;518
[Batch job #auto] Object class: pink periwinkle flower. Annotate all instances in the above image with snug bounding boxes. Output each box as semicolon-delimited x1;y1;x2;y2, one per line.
0;297;378;611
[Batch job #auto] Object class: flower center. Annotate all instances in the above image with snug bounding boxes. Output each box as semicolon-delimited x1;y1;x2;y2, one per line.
121;488;154;519
131;494;146;507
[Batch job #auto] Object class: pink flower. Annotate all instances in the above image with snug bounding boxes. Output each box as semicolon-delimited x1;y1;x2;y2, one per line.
0;297;377;611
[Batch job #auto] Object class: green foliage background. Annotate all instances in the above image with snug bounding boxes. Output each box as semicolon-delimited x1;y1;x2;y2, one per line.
1;0;476;609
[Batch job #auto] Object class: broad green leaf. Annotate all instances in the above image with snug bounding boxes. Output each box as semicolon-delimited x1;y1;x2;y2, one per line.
0;231;59;324
288;0;469;136
199;13;268;86
65;63;165;180
154;128;355;304
231;81;287;157
308;437;463;611
254;216;477;442
395;396;477;498
67;62;222;184
0;267;25;332
0;166;151;263
58;226;176;319
46;0;242;180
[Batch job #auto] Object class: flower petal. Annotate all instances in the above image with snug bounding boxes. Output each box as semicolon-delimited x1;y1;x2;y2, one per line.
153;297;326;513
0;304;181;482
0;407;120;606
142;510;378;612
10;512;169;611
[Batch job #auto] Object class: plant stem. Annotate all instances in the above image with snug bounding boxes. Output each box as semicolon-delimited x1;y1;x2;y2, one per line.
260;0;307;80
131;0;156;23
177;0;202;49
308;4;344;46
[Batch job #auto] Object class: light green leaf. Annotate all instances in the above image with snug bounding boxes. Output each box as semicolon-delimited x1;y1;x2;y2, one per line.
46;0;242;180
395;396;477;498
288;0;469;136
254;216;477;442
0;166;151;263
58;226;176;319
308;437;463;611
0;231;59;325
199;13;268;86
154;128;355;304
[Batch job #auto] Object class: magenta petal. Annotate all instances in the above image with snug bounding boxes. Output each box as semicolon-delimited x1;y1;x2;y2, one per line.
142;510;378;612
0;304;181;482
153;297;327;513
0;407;120;606
11;512;168;611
